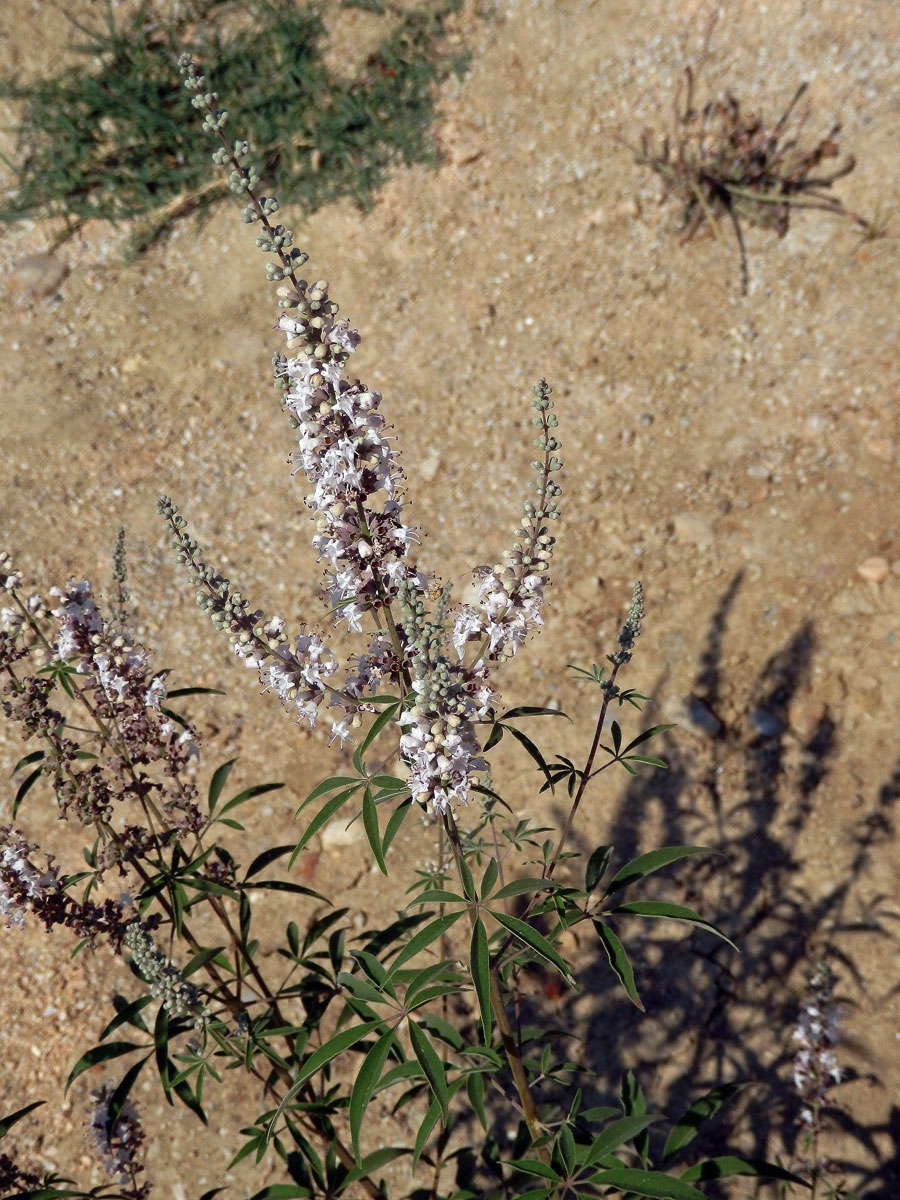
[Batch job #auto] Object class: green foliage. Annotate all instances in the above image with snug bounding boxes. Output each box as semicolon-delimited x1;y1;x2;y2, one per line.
0;44;832;1200
0;0;469;255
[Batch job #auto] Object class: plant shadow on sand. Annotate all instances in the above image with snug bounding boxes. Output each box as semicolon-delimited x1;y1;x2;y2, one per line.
501;572;900;1197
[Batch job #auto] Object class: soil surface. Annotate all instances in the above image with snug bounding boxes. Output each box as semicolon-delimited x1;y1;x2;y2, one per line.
1;0;899;1196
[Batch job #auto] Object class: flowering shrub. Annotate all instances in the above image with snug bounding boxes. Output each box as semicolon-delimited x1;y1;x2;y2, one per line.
0;56;814;1200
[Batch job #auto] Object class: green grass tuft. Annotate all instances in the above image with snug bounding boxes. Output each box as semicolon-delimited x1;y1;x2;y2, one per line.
0;0;469;256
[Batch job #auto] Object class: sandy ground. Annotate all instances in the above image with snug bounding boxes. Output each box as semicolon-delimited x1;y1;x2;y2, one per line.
1;0;899;1195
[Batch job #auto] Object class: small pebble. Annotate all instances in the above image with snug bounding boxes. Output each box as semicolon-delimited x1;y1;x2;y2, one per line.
419;450;441;481
320;817;366;850
672;513;714;548
867;438;895;461
9;252;69;298
788;694;827;741
857;556;889;583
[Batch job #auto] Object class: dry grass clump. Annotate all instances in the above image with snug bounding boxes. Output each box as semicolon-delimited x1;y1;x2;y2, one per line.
633;68;878;293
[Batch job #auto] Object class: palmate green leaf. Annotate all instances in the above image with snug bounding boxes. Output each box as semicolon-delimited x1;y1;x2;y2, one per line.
352;949;391;990
622;723;676;753
402;961;458;1009
483;721;504;752
470;916;492;1046
362;786;387;875
584;1115;661;1165
290;785;361;866
410;887;466;906
412;1079;464;1168
408;1018;449;1124
245;846;298;882
608;901;738;951
218;780;283;819
457;853;477;902
416;1011;465;1054
302;908;348;956
620;1069;649;1164
624;754;669;769
0;1100;44;1139
11;1187;82;1200
609;720;623;756
13;748;44;774
662;1082;748;1161
154;1003;172;1096
502;723;554;787
352;699;402;775
593;921;644;1010
368;774;408;793
493;876;556;901
508;1158;562;1183
267;1020;382;1140
604;846;715;896
680;1156;809;1187
492;911;575;985
585;844;614;893
466;1069;488;1130
557;1121;576;1172
107;1055;151;1125
587;1167;705;1199
383;911;463;983
248;880;329;901
13;766;42;819
66;1041;144;1092
501;704;571;721
184;875;240;902
341;1145;409;1187
296;775;361;816
248;1186;311;1199
480;857;499;899
166;686;226;698
349;1028;395;1160
382;796;412;858
98;994;154;1040
338;970;391;1009
207;759;236;814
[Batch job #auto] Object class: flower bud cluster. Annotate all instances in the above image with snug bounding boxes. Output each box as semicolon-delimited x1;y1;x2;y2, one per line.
50;581;167;710
452;380;561;662
0;825;62;930
0;556;47;662
792;960;843;1128
48;578;203;828
90;1084;151;1198
0;551;23;593
159;497;354;729
398;583;493;815
609;580;644;668
279;290;422;628
125;921;209;1029
0;825;132;948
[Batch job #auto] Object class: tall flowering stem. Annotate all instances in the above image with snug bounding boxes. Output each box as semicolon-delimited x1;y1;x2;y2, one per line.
452;378;562;665
547;581;644;879
168;54;567;1175
792;959;845;1198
